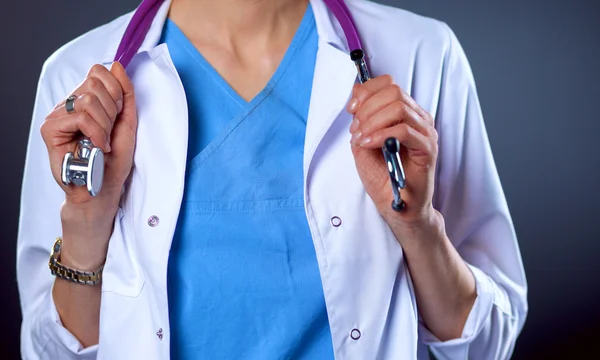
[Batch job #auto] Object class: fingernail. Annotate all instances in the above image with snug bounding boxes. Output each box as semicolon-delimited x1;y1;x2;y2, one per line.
105;142;111;152
347;98;359;113
359;136;372;146
351;130;362;144
116;99;123;113
349;118;360;133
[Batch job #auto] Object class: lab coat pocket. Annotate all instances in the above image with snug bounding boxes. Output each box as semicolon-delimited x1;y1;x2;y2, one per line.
101;207;145;297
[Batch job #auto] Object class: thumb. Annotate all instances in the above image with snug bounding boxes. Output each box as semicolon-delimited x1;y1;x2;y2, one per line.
110;61;137;128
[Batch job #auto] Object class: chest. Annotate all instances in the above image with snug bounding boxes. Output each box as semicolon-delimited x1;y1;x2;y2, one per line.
98;28;422;358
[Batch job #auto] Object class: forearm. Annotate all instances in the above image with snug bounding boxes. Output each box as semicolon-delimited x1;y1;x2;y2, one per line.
395;209;477;341
52;276;102;348
52;199;118;348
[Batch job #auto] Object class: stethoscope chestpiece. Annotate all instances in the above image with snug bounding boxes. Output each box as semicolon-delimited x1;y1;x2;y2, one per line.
61;138;104;196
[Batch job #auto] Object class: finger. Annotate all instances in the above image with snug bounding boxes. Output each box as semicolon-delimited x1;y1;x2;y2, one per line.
346;74;394;114
50;92;113;146
50;74;121;121
110;61;137;131
357;123;435;158
49;113;111;152
353;84;401;128
352;82;431;133
356;100;432;142
87;64;124;113
77;93;114;144
395;87;434;127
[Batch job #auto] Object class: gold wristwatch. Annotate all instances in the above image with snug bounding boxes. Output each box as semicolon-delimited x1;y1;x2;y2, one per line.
49;237;104;285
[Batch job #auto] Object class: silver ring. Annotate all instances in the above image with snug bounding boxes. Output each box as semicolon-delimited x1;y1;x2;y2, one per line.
65;95;77;114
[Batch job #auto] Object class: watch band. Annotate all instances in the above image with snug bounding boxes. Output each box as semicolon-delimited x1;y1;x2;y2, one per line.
48;237;104;285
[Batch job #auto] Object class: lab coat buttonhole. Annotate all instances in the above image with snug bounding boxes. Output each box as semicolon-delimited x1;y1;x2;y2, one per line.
148;215;160;227
330;216;342;227
350;328;361;340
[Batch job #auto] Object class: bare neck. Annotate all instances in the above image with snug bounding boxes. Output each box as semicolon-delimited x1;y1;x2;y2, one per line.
168;0;309;50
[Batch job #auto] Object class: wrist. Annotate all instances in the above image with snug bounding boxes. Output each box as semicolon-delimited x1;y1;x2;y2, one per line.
388;206;446;248
60;200;118;270
60;242;107;272
61;196;119;230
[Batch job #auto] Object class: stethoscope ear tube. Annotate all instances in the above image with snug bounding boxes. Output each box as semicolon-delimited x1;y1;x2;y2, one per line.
384;137;406;212
351;50;407;212
63;0;406;204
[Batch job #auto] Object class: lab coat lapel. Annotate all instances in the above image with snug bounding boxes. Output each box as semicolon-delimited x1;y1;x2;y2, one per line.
98;45;187;360
304;0;357;179
126;45;188;264
304;43;356;178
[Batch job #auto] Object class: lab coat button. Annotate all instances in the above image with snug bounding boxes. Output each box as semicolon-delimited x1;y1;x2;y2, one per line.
330;216;342;227
148;215;160;227
350;328;361;340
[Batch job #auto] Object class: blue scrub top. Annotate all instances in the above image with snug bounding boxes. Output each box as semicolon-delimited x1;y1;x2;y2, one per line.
160;4;335;359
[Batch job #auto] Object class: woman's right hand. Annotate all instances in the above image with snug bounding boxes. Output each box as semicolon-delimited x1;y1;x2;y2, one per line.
40;62;138;268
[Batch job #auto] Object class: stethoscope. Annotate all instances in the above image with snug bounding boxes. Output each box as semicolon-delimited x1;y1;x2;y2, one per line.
61;0;407;211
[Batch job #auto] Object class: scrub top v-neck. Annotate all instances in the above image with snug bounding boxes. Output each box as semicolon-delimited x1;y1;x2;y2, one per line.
160;4;334;359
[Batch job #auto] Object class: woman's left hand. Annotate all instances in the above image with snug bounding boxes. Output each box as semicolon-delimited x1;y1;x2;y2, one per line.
347;75;441;239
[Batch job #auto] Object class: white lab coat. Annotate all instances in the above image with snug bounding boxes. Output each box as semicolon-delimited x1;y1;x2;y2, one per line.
17;0;528;359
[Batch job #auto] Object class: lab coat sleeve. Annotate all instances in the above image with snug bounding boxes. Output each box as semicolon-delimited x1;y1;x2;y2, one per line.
17;63;100;360
421;23;528;360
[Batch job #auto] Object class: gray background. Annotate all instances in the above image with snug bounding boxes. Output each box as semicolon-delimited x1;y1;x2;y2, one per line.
2;0;598;358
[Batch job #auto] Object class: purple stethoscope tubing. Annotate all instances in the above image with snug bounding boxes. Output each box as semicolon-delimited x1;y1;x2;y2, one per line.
114;0;362;67
114;0;406;211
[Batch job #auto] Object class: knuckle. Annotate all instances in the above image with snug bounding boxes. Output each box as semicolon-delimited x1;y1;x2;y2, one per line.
431;139;439;153
354;86;368;101
380;74;394;85
396;123;410;138
392;101;407;119
86;76;104;92
424;127;433;138
106;103;118;121
388;84;402;99
355;107;366;123
426;140;436;156
79;92;96;107
75;111;93;126
424;110;434;123
110;89;123;104
75;113;97;139
39;120;51;139
89;64;108;77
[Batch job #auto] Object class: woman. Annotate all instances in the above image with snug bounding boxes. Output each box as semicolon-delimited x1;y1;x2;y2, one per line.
17;0;527;359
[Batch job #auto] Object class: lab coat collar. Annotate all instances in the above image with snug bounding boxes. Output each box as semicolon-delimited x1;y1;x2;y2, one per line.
101;0;353;64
